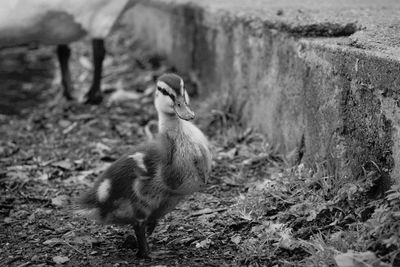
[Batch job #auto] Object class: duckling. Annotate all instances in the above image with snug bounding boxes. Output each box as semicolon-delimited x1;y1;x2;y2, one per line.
77;73;212;258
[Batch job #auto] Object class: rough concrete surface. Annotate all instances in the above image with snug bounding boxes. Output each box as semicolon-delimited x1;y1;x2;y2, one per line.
122;0;400;186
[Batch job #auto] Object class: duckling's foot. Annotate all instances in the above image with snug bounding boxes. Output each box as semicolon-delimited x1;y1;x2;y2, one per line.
136;249;150;259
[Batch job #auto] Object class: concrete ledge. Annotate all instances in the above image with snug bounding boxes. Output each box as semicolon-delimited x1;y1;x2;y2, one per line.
123;0;400;186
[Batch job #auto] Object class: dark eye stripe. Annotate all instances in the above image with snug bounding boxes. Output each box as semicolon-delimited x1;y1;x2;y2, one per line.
157;86;175;101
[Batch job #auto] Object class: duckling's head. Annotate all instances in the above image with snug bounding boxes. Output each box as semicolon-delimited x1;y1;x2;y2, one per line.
155;73;195;121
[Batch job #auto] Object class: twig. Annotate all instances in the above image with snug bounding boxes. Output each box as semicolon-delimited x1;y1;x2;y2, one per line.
62;240;85;255
63;122;78;134
185;207;228;219
16;262;31;267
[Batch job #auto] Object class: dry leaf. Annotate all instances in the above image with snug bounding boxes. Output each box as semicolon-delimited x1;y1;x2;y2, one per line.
52;160;73;170
7;165;37;171
51;195;68;207
70;114;95;121
36;173;49;181
74;159;84;165
143;85;155;96
115;122;138;138
242;152;269;165
107;88;142;106
11;210;29;219
231;235;241;245
278;231;299;250
58;119;71;128
71;235;98;245
218;148;237;160
79;56;92;70
7;171;29;181
53;255;70;264
63;122;78;134
195;238;212;249
334;251;388;267
222;176;239;186
95;142;111;154
43;238;63;247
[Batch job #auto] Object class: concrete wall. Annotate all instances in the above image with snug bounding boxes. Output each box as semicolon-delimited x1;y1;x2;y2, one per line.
123;1;400;187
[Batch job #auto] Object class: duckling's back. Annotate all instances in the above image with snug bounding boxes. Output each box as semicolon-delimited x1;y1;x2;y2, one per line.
79;137;173;225
78;126;211;225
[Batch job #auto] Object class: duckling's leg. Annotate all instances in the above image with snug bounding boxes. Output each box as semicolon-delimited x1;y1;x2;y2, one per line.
85;38;105;104
133;222;150;258
146;220;158;236
56;44;73;100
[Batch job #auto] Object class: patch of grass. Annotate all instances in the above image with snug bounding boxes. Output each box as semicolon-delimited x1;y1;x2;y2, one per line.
209;123;397;266
229;158;399;266
365;184;400;265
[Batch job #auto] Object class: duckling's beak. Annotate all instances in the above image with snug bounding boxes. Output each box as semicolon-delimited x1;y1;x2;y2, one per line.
174;96;195;121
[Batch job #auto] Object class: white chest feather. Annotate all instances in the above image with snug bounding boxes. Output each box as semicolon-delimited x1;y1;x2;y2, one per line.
179;120;212;173
180;120;209;148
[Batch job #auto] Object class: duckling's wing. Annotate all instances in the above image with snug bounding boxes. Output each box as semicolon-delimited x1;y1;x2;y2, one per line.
76;138;171;222
77;155;144;218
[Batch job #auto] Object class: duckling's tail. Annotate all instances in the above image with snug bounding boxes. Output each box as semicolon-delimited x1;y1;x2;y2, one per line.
72;190;101;221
